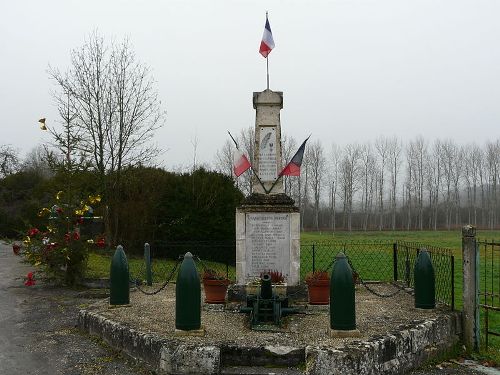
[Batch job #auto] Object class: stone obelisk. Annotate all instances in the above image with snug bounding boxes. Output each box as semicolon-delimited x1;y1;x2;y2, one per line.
235;89;300;290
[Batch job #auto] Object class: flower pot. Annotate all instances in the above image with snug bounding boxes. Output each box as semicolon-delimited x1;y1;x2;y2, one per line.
203;279;230;304
306;279;330;305
12;244;21;255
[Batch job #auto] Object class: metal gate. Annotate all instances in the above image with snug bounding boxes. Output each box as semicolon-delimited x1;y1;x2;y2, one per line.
478;239;500;349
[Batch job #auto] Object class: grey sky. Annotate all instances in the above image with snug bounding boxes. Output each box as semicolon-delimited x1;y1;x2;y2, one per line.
1;0;499;169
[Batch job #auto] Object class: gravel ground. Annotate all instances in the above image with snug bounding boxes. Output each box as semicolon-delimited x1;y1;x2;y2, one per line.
87;282;446;348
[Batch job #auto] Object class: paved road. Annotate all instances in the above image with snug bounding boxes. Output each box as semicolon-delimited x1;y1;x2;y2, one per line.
0;242;151;375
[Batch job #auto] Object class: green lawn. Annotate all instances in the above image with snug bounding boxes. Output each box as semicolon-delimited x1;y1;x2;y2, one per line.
86;229;500;356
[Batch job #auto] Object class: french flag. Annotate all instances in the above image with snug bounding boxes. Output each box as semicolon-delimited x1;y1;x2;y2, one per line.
259;15;275;58
233;148;252;177
279;136;310;177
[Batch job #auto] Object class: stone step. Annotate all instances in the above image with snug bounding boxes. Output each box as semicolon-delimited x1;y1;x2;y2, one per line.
220;366;304;375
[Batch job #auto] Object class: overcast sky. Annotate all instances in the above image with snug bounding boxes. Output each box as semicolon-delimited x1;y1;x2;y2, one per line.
1;0;499;170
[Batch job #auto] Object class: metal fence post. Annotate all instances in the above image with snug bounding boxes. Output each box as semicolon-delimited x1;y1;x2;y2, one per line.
462;225;479;352
404;245;411;287
144;243;153;286
312;244;316;273
451;255;455;311
393;242;398;281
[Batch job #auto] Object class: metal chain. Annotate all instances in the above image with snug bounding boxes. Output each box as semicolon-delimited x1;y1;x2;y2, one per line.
346;256;403;298
132;257;182;295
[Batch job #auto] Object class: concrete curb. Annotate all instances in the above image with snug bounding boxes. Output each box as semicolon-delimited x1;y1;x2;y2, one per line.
78;309;462;375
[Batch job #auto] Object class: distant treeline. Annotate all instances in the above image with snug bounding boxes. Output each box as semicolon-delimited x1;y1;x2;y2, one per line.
215;131;500;231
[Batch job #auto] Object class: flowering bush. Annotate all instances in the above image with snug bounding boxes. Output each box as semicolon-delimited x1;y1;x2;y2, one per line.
22;191;104;285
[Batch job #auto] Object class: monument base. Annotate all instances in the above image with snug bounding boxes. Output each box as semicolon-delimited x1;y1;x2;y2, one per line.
235;195;300;289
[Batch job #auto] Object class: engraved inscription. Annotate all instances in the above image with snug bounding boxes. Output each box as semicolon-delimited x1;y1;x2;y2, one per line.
258;126;277;182
245;213;290;277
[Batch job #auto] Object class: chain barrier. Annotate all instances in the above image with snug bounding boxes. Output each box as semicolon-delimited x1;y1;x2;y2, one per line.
346;256;403;298
132;256;183;296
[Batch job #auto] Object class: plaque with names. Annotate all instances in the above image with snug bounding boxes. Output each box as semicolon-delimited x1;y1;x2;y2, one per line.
245;213;290;277
258;126;277;182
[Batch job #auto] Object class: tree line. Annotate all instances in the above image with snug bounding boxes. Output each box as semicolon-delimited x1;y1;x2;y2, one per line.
215;130;500;231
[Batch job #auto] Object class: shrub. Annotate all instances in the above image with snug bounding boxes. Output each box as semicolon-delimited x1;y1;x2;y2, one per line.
22;191;105;285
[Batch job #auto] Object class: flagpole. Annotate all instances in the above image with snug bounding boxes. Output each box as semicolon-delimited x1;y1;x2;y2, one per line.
266;11;269;90
266;56;269;90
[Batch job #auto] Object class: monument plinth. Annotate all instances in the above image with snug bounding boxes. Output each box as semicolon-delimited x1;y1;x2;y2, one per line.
235;89;300;288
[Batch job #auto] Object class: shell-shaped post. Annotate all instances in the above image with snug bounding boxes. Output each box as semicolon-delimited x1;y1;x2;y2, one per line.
414;249;435;309
110;245;130;306
330;252;356;330
175;252;201;331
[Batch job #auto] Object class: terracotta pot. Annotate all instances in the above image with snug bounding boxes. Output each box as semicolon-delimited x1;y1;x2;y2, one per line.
203;279;230;304
306;279;330;305
12;244;21;256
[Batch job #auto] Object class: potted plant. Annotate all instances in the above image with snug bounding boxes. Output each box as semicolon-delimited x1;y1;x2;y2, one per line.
202;269;230;304
305;270;330;305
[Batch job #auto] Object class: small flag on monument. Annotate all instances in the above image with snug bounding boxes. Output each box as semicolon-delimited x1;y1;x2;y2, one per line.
279;136;311;177
259;14;275;58
233;148;252;177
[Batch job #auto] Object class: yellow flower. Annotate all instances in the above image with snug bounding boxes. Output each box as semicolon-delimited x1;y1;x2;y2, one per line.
83;205;91;213
89;194;101;204
75;209;84;216
23;236;31;245
38;208;50;217
87;239;94;244
56;191;64;201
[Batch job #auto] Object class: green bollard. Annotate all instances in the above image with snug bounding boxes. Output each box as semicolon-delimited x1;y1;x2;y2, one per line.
175;252;201;331
330;252;356;331
414;249;435;309
144;243;153;286
110;245;130;306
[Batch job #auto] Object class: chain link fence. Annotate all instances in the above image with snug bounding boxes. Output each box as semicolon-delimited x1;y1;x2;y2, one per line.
86;239;455;309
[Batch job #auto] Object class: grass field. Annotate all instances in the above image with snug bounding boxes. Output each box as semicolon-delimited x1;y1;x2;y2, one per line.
85;229;500;357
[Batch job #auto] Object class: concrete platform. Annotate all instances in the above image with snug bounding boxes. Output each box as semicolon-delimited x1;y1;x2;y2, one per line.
78;284;463;375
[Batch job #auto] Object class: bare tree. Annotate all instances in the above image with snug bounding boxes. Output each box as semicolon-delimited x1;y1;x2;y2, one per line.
360;143;376;230
49;32;165;177
282;134;297;197
49;32;166;243
407;137;427;230
339;144;361;231
307;140;326;230
328;144;342;231
387;137;402;230
214;139;234;177
0;145;20;178
375;137;389;230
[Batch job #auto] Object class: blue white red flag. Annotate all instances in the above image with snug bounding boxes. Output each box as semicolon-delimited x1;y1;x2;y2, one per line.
233;148;251;177
259;15;275;58
279;136;310;176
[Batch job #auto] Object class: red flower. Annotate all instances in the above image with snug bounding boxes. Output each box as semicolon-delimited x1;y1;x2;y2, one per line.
96;237;106;248
64;233;71;242
24;272;35;286
46;243;58;251
28;228;40;237
56;207;63;214
12;244;21;255
73;232;80;241
76;217;84;225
